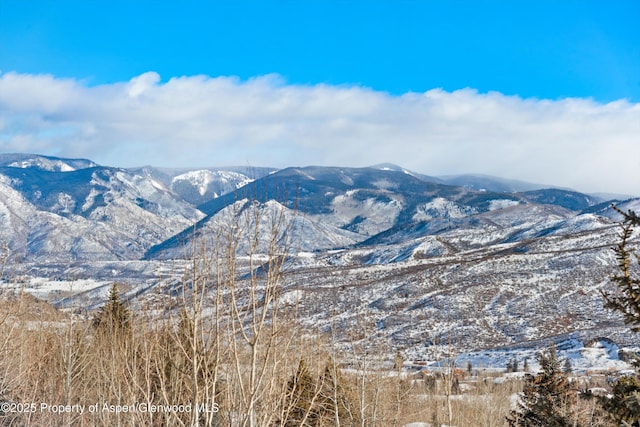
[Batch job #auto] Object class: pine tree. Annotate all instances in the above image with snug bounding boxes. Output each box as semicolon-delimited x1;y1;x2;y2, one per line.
93;283;130;333
507;344;579;427
600;206;640;424
602;206;640;330
277;359;357;427
318;361;357;426
602;375;640;426
279;359;319;426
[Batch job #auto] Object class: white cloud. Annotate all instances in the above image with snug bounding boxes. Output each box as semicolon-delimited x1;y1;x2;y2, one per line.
0;71;639;195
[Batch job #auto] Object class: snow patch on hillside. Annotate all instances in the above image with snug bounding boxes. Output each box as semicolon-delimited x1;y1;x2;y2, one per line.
456;338;632;374
170;169;252;203
3;277;109;302
327;191;402;236
488;199;521;211
413;198;474;221
10;159;75;172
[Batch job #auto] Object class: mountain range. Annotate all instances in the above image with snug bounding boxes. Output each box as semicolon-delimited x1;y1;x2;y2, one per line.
0;153;637;357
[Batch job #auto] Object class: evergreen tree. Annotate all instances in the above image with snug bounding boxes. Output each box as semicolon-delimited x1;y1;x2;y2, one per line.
602;206;640;330
93;283;130;333
279;359;319;426
277;359;357;426
318;362;357;425
602;375;640;426
507;345;579;427
600;206;640;424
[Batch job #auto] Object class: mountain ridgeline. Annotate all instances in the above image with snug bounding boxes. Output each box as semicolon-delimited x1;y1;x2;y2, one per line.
0;153;628;263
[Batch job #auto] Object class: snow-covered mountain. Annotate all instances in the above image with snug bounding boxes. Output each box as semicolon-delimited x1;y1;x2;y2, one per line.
147;165;531;257
126;165;274;205
279;215;626;356
148;165;604;258
0;153;98;172
1;154;637;359
0;156;205;261
0;155;282;262
0;156;620;265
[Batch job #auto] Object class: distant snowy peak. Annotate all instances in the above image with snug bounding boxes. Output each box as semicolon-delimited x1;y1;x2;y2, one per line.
0;153;97;172
170;169;252;205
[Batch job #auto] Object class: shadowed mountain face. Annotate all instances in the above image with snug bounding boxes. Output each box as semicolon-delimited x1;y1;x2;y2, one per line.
196;165;530;220
145;165;611;260
147;166;518;258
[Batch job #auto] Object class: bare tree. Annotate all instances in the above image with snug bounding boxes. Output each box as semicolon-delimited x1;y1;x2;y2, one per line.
228;200;292;427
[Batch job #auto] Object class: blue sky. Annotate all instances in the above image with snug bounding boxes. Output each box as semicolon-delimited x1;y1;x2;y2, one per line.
3;1;639;100
1;1;639;194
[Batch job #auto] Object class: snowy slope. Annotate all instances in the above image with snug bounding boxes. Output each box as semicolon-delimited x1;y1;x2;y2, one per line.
0;165;205;261
151;199;362;259
170;169;252;205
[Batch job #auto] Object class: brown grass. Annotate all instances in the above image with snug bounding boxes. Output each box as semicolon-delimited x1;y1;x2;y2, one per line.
0;292;536;427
